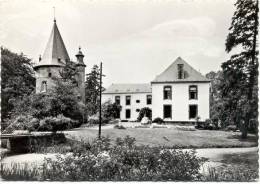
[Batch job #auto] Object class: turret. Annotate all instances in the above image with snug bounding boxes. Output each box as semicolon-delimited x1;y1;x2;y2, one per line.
75;47;86;104
75;46;85;66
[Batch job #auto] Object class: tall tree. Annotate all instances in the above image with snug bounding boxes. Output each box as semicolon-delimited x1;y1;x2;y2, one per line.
1;48;35;123
222;0;258;138
85;65;104;115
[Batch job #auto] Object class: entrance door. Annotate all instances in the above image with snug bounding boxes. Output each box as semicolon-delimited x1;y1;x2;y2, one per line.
163;105;172;119
189;105;198;119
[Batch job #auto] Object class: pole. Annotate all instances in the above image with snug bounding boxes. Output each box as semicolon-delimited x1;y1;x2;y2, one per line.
98;62;102;139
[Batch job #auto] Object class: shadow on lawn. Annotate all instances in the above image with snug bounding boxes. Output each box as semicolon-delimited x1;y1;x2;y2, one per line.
226;133;258;143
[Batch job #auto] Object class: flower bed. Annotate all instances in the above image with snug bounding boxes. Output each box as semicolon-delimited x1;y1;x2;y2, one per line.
1;136;205;181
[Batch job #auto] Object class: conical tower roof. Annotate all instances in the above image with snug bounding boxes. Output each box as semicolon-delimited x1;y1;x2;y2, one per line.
34;20;70;69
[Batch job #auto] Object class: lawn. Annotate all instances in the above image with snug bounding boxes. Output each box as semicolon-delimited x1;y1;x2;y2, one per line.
65;126;258;148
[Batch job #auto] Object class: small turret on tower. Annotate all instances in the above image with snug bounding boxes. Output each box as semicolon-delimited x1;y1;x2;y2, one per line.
75;46;86;67
75;47;86;104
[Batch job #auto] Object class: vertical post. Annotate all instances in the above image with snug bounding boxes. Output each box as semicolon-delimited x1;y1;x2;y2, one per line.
98;62;102;139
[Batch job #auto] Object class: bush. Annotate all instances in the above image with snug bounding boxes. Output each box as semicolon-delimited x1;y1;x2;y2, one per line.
88;116;110;125
1;136;206;181
3;115;38;134
114;125;126;129
38;115;79;132
152;117;164;124
40;136;205;181
137;107;152;122
204;166;258;181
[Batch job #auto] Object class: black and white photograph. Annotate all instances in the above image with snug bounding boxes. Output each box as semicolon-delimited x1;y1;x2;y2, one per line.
0;0;259;182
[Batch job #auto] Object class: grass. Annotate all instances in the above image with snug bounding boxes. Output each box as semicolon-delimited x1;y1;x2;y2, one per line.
203;149;259;181
65;127;258;148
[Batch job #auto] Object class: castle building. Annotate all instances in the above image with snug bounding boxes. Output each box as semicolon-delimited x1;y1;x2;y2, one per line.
103;57;210;122
33;19;86;103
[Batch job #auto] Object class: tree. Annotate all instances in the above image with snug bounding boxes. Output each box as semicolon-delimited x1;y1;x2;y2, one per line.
137;107;152;122
223;0;258;138
85;65;104;115
1;48;35;127
102;100;122;119
206;71;228;127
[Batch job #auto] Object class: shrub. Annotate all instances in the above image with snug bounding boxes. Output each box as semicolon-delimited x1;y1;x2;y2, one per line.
40;136;205;181
37;115;79;132
88;116;110;125
3;115;38;134
1;136;206;181
137;107;152;122
152;117;164;124
204;166;258;181
114;125;126;129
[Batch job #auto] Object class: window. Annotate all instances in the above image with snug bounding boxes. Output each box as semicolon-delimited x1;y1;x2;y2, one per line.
136;109;140;112
115;96;120;105
147;95;152;105
163;86;172;100
163;105;172;119
126;96;131;105
178;64;184;79
126;109;131;119
48;72;52;77
136;100;140;103
189;105;198;119
41;81;47;92
189;85;198;99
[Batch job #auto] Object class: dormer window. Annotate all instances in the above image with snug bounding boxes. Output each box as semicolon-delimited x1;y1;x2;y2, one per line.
177;64;184;79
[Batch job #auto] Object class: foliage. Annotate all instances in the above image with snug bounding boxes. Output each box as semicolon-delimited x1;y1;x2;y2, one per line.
85;65;105;115
114;125;126;129
222;0;258;138
38;115;80;132
1;48;35;128
102;100;121;119
87;116;110;125
3;115;37;133
137;107;152;122
3;114;80;133
206;71;229;127
1;136;205;181
59;61;78;83
0;163;40;181
152;117;164;124
204;166;258;182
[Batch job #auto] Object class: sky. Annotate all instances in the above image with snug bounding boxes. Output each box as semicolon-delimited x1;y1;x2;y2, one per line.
0;0;236;88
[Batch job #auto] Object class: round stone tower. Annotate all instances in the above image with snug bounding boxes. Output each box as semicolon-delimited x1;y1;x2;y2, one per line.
34;19;86;104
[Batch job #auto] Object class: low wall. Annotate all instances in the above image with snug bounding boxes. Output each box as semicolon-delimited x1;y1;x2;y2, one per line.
1;132;66;153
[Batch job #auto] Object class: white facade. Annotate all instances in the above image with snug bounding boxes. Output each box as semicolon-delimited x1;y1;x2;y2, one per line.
102;57;211;122
152;82;210;122
102;92;152;120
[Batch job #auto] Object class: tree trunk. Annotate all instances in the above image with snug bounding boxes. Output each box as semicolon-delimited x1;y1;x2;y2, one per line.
241;119;248;139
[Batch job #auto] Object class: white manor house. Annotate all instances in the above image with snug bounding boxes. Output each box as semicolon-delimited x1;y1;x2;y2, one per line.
103;57;210;122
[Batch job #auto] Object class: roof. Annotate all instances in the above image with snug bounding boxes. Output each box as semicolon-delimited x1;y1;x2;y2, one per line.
103;83;152;94
152;57;210;83
34;20;70;69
